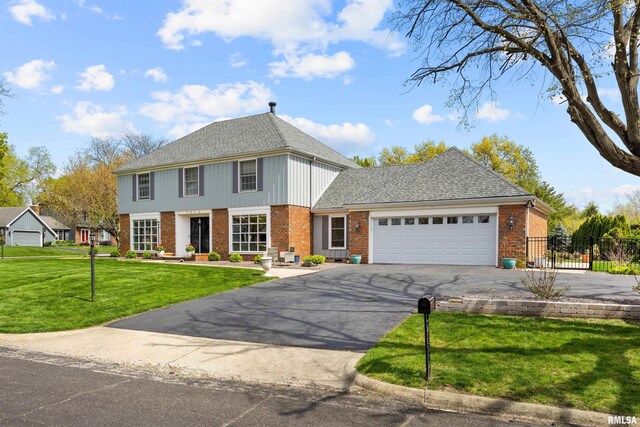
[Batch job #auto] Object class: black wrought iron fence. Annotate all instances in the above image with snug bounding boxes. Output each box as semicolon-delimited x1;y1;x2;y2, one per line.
526;236;640;271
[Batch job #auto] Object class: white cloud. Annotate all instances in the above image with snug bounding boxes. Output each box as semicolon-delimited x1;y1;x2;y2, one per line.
75;0;122;20
412;104;445;125
9;0;55;25
566;184;640;211
280;114;375;147
168;122;211;139
50;85;64;94
269;51;354;79
384;118;398;127
58;101;134;137
476;101;512;122
157;0;403;79
229;52;247;68
3;59;55;89
139;80;272;126
76;64;115;91
144;67;168;83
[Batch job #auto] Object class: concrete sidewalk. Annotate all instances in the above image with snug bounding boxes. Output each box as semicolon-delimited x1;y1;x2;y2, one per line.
0;327;361;390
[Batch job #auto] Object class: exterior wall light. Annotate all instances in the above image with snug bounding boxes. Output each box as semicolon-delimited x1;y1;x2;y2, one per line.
508;215;515;230
355;220;360;232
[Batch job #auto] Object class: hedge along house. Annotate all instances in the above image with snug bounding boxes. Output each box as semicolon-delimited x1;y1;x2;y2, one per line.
0;207;58;247
114;104;550;266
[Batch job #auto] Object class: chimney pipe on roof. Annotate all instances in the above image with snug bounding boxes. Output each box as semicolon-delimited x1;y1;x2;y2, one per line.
269;102;276;114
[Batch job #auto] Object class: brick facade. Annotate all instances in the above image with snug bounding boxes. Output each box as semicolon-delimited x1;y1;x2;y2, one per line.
119;214;130;255
348;211;369;263
529;208;548;238
498;205;527;264
270;205;312;258
160;211;176;254
211;208;229;259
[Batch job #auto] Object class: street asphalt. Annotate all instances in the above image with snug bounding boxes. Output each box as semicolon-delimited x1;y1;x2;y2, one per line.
109;264;639;351
0;348;537;427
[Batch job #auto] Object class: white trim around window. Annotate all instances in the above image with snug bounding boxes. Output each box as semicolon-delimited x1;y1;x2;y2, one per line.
329;214;346;250
227;206;270;254
183;166;199;197
238;158;258;193
129;212;160;252
137;172;150;201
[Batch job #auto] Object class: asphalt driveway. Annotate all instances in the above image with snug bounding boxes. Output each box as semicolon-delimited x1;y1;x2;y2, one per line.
109;265;638;352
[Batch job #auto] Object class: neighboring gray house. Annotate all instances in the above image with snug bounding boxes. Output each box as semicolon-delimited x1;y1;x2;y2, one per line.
114;103;551;266
0;207;58;247
40;215;72;241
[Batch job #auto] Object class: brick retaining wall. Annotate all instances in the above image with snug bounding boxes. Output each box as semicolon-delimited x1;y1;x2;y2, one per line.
437;298;640;320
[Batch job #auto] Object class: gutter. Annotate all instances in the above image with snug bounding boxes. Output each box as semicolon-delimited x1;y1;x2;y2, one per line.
113;148;355;176
312;195;554;214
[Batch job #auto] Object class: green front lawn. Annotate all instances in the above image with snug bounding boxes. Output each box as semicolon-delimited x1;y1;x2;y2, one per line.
0;246;84;257
0;258;269;333
356;312;640;416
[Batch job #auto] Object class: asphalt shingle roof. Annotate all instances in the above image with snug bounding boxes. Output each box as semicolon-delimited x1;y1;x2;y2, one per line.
0;207;28;227
40;215;70;230
313;147;532;209
115;113;358;173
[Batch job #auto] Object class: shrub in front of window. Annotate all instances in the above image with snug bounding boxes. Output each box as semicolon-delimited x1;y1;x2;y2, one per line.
44;241;53;247
110;250;120;258
208;251;221;261
143;251;152;260
229;253;243;262
156;245;166;252
303;255;326;265
254;254;263;264
125;250;136;259
185;244;195;252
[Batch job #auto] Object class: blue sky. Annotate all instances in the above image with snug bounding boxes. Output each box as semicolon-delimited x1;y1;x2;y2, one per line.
1;0;637;211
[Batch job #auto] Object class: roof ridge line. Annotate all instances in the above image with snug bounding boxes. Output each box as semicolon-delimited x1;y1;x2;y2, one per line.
266;112;289;148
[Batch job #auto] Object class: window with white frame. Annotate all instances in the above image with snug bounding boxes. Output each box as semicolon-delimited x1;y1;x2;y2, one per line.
330;216;346;249
137;173;150;200
184;167;199;196
232;214;267;252
239;160;257;192
132;219;158;251
98;230;111;242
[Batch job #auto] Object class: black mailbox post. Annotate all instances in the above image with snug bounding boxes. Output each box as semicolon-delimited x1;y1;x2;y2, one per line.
417;296;436;381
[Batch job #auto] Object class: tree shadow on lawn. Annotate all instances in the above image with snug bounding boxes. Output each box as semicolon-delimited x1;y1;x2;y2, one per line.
358;319;640;416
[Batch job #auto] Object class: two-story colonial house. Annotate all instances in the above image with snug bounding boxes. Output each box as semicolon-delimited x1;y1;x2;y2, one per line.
115;103;551;266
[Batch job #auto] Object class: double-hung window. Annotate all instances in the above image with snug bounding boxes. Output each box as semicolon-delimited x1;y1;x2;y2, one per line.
239;160;257;192
98;230;111;242
137;173;150;200
132;219;158;251
232;214;267;252
184;167;199;197
330;216;346;249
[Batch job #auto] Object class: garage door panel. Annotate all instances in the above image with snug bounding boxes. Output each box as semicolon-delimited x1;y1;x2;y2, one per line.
12;231;41;247
372;214;497;266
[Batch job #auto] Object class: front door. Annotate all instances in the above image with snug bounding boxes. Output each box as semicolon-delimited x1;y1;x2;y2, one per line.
190;217;210;253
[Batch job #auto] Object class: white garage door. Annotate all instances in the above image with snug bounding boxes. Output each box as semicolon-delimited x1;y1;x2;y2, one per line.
371;214;497;265
12;230;42;247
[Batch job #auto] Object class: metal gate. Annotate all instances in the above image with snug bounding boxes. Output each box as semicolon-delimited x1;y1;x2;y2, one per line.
526;236;640;271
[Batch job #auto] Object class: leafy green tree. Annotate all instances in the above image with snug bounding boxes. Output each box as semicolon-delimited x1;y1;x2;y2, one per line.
468;135;540;191
581;202;600;219
351;155;377;168
407;140;448;163
551;223;570;252
0;139;55;206
378;146;409;166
